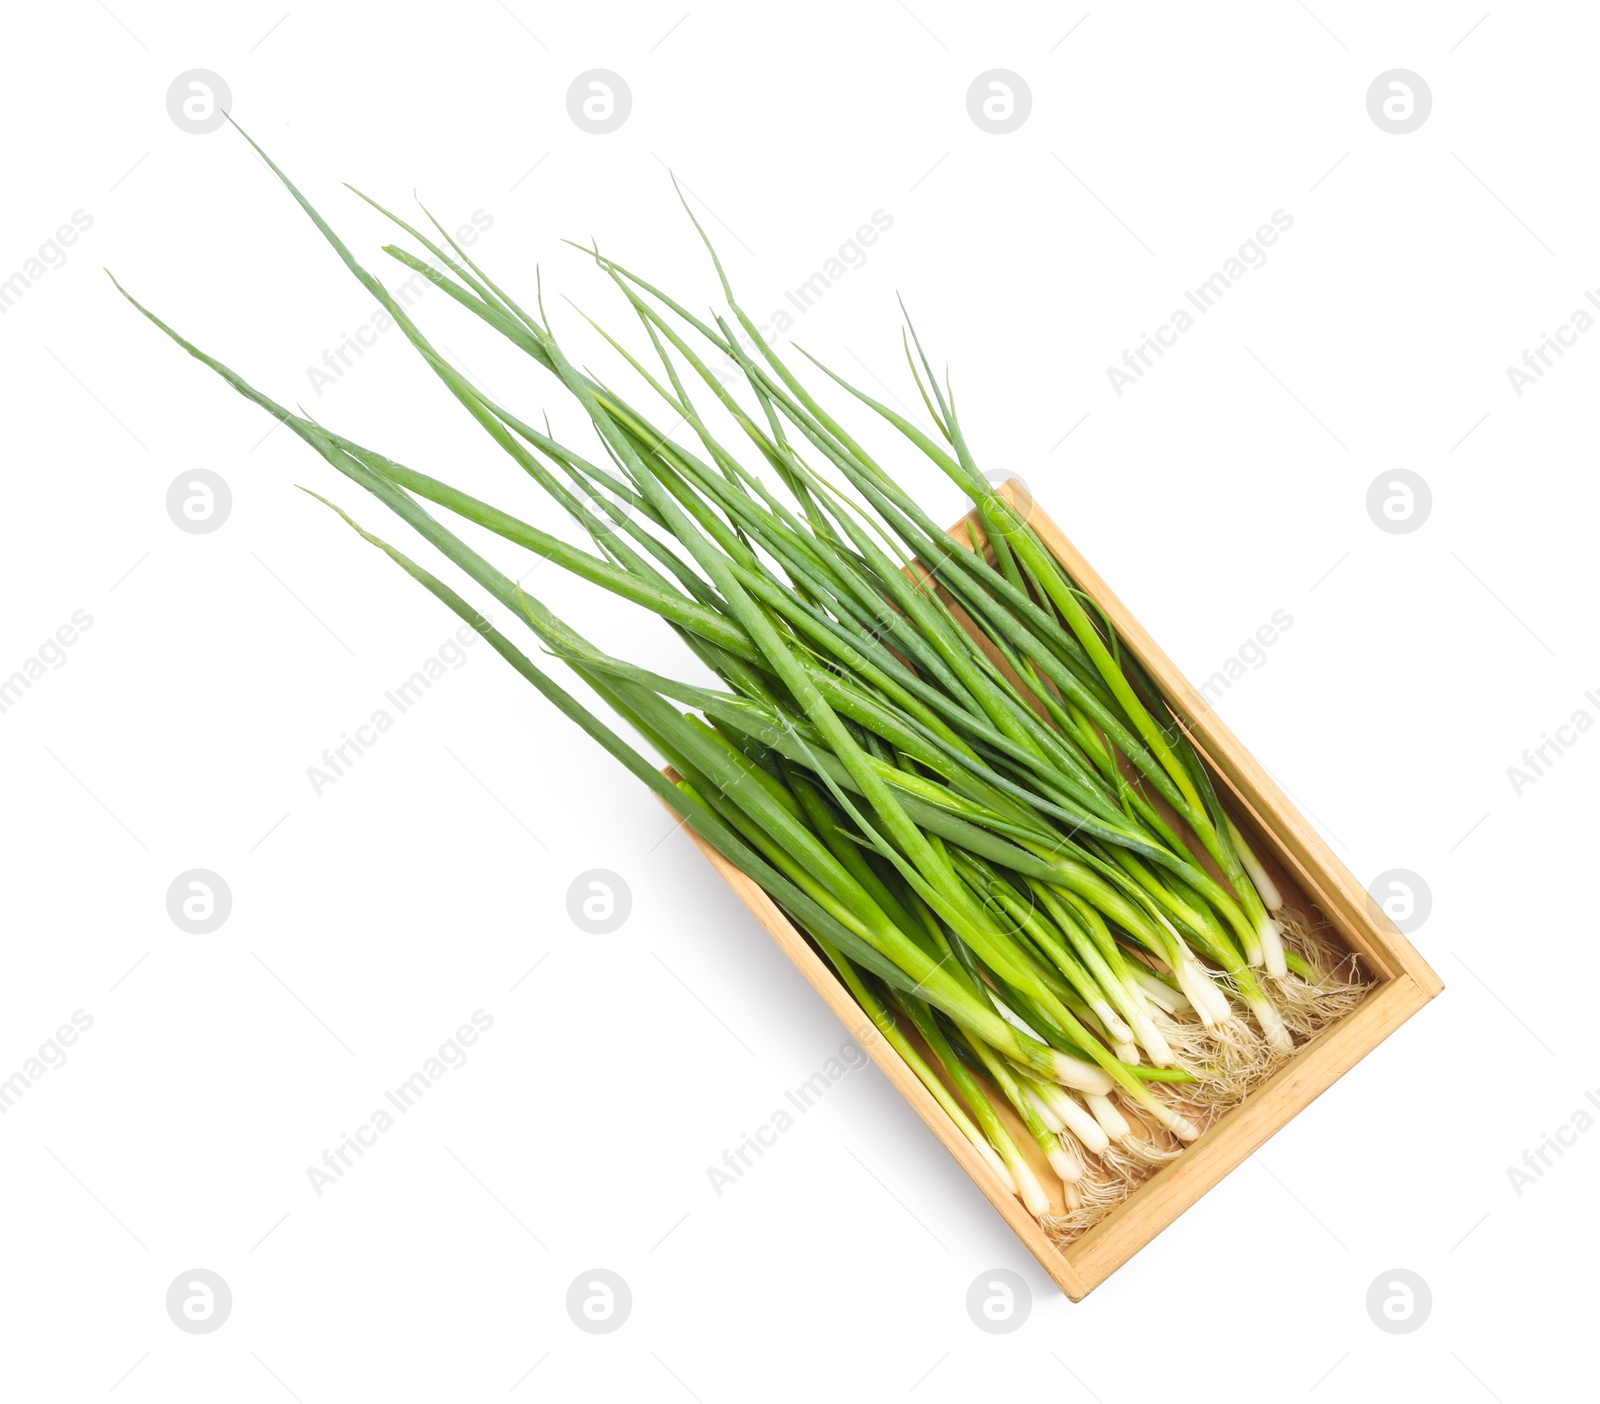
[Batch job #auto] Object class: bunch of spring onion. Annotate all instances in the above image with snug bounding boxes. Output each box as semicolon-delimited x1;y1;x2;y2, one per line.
117;123;1364;1231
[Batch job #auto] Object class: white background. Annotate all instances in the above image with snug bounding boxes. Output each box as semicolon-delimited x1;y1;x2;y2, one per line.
1;1;1593;1399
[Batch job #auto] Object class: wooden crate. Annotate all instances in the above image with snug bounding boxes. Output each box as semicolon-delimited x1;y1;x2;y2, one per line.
665;481;1443;1299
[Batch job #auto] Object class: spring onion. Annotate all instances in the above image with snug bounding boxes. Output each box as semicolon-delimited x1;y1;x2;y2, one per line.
116;122;1370;1237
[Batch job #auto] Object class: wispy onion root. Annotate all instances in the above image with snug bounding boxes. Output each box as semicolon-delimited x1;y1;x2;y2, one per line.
1101;1135;1185;1178
1041;1167;1132;1238
1038;1118;1189;1240
1268;908;1370;1037
1150;1008;1278;1100
1036;932;1374;1239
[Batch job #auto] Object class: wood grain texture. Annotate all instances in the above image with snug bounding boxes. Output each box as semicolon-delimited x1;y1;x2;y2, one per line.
662;483;1443;1300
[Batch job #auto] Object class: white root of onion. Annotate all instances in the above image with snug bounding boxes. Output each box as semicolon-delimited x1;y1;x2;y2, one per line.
974;1138;1017;1193
1086;1092;1132;1141
1229;816;1284;911
995;1000;1047;1043
1025;1087;1064;1136
1246;994;1294;1054
1129;1009;1176;1068
1014;1159;1051;1216
1129;966;1190;1016
1043;1087;1112;1155
1047;1145;1084;1185
1050;1051;1115;1095
1150;1104;1202;1142
1258;915;1289;979
1101;1007;1136;1046
1174;954;1234;1027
